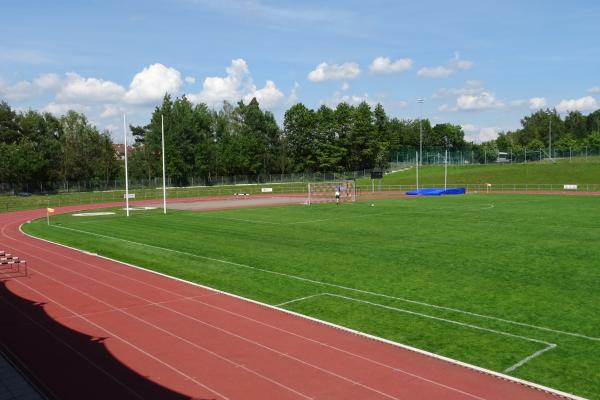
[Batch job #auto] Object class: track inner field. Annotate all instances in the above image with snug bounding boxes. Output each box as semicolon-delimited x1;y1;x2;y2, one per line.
0;200;579;399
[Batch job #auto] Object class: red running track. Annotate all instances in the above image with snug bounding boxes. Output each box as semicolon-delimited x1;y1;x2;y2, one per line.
0;201;580;399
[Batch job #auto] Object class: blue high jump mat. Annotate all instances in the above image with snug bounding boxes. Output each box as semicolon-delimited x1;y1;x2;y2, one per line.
405;188;466;196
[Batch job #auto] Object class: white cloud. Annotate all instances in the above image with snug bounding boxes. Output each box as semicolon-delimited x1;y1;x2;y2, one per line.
124;63;183;104
308;62;360;82
33;73;61;90
57;72;125;103
287;82;300;105
43;102;91;115
189;58;249;106
369;57;413;74
588;86;600;94
189;58;286;110
418;52;473;79
243;80;284;109
321;91;378;108
417;66;453;79
185;76;196;84
461;124;500;143
555;96;599;113
100;104;123;118
461;123;478;133
433;80;484;99
456;91;503;111
341;82;350;91
529;97;547;110
0;80;35;101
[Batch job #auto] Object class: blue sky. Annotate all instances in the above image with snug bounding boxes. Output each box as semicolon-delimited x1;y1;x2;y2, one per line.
1;0;599;143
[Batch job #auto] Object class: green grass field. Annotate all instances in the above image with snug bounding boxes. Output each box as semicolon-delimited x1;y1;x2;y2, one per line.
23;194;600;398
365;156;600;186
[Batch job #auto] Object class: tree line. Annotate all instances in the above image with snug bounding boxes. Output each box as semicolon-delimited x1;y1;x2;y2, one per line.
0;102;119;191
2;96;600;191
491;109;600;156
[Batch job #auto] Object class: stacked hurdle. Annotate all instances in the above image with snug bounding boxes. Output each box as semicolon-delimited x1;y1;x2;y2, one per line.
0;250;27;277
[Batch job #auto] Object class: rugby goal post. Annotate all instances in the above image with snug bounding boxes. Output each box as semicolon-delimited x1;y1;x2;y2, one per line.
307;181;356;205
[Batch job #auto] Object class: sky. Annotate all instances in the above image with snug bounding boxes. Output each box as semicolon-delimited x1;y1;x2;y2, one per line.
1;0;599;143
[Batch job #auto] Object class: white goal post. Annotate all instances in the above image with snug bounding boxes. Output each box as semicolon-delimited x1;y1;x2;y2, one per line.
307;181;356;205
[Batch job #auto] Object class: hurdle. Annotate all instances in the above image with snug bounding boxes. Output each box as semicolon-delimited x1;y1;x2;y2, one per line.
0;251;28;277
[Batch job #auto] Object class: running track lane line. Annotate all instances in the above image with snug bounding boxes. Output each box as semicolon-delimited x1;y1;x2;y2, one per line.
5;231;492;400
49;223;600;342
0;206;580;400
5;278;230;400
7;222;501;400
4;232;475;400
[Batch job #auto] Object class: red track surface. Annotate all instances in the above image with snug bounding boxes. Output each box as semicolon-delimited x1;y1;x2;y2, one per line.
0;200;578;399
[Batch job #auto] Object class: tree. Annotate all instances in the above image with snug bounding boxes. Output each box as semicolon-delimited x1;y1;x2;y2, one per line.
284;103;318;172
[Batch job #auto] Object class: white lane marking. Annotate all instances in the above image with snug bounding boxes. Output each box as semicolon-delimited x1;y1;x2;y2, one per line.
8;278;230;400
50;224;600;342
504;344;557;373
280;293;556;373
276;293;325;307
15;223;586;400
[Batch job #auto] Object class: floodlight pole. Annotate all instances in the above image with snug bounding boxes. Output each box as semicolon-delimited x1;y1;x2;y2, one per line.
161;115;167;214
444;149;448;189
416;151;419;189
548;112;552;160
418;98;425;166
123;114;130;217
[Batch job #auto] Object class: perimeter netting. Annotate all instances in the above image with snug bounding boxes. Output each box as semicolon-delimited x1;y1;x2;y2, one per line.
307;181;356;205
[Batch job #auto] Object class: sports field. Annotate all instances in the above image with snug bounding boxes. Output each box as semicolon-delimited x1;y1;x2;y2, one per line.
23;194;600;399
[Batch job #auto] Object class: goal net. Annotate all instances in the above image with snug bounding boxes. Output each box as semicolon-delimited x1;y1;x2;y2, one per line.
307;181;356;205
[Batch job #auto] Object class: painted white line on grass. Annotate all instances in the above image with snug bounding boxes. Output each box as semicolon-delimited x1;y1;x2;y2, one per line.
197;215;283;225
504;343;557;373
50;224;600;343
276;293;325;307
10;232;491;399
283;293;556;373
12;237;480;400
287;212;391;225
19;224;586;400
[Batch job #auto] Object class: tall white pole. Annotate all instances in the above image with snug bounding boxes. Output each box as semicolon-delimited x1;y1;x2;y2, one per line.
416;151;419;190
444;149;448;189
123;114;130;217
418;98;424;166
161;115;167;214
549;114;552;160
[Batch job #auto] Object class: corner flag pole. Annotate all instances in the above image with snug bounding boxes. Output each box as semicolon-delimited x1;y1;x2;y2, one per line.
161;114;167;214
123;114;130;217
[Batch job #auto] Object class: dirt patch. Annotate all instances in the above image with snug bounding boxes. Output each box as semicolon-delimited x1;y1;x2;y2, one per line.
168;195;307;211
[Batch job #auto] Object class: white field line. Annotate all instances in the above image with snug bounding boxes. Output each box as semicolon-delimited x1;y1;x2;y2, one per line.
10;236;485;400
9;233;486;400
279;293;556;373
276;293;324;307
504;344;557;373
287;212;391;225
19;225;587;400
197;215;283;225
50;224;600;343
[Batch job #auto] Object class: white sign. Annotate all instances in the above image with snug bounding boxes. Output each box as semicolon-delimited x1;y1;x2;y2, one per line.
124;193;136;199
261;188;273;193
563;184;577;190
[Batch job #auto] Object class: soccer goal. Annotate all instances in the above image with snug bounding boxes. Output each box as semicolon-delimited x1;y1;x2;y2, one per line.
307;181;356;205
